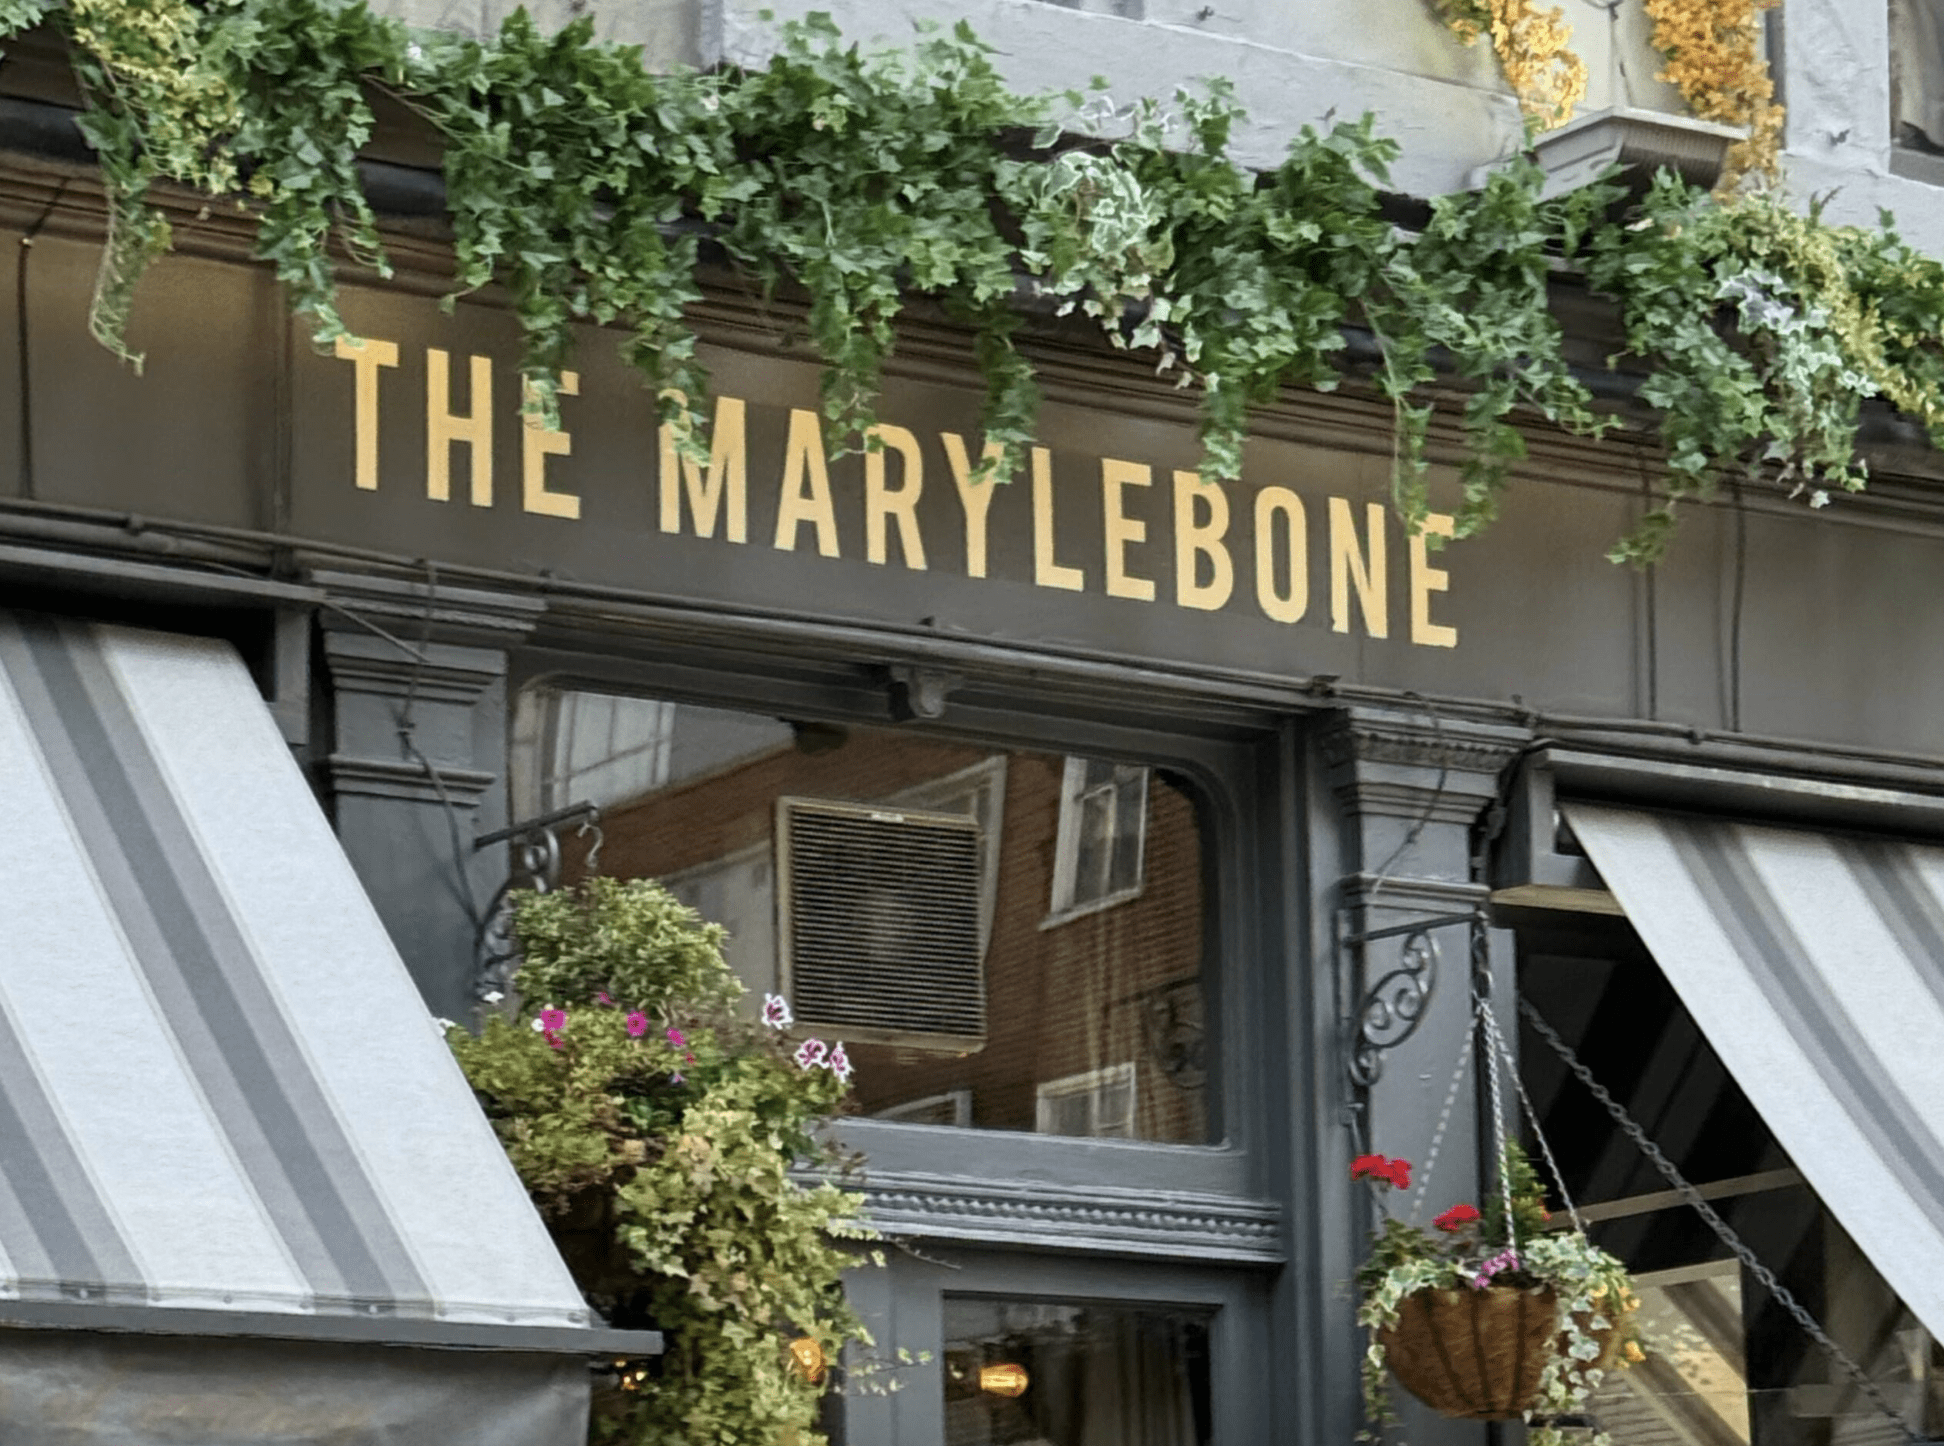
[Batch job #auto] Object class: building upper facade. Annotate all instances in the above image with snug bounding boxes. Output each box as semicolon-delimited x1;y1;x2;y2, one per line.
365;0;1944;251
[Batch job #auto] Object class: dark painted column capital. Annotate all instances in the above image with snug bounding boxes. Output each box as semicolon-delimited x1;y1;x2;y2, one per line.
1314;706;1534;1446
312;569;545;1020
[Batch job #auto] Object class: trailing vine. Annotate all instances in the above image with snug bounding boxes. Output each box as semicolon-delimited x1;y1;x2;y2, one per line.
447;878;877;1446
6;0;1944;559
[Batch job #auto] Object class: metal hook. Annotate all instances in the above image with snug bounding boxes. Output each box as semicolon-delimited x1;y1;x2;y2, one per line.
577;813;605;876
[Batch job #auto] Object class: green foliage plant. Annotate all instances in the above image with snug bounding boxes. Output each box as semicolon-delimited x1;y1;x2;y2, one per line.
1353;1144;1642;1446
1586;177;1944;561
14;0;1944;554
446;877;875;1446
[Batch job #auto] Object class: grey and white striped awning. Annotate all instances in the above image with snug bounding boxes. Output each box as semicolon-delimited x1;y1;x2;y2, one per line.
1565;803;1944;1344
0;611;625;1352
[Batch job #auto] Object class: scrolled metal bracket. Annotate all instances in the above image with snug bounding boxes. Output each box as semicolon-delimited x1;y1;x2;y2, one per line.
1340;909;1481;1091
472;801;600;1004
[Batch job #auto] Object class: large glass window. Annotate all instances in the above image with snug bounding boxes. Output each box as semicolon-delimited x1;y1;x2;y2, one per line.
510;687;1213;1144
941;1296;1213;1446
1518;917;1943;1446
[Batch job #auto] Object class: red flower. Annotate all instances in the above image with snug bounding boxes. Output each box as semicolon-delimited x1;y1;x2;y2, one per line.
1434;1203;1481;1232
1351;1154;1415;1190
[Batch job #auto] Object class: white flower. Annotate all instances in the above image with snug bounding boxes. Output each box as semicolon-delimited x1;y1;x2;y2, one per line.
531;1016;546;1032
826;1042;852;1085
761;993;794;1030
482;990;505;1004
432;1016;458;1033
794;1038;828;1071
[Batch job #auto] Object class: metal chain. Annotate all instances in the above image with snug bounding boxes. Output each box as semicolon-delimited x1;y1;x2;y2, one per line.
1481;999;1584;1236
1518;996;1921;1443
1479;993;1517;1246
1409;1020;1476;1224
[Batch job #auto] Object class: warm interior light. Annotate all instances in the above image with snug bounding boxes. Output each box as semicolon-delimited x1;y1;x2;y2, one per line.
787;1336;827;1385
978;1362;1030;1398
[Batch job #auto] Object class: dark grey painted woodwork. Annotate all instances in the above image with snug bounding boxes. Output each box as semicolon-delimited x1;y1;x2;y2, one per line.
1315;706;1527;1446
316;571;543;1022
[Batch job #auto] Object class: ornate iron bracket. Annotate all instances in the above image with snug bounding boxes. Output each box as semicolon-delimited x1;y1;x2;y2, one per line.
472;801;600;1004
1340;909;1481;1090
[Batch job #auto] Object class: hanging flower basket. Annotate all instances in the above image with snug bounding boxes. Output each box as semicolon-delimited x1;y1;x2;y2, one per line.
1378;1283;1622;1420
1352;1146;1643;1445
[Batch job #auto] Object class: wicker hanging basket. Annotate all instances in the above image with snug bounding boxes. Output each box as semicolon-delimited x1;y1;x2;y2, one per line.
1378;1285;1619;1421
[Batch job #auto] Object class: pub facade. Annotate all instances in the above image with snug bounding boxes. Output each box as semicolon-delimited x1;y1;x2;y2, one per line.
2;5;1944;1444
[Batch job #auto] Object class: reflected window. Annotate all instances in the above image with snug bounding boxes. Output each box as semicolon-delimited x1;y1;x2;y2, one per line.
1047;758;1149;923
1036;1064;1136;1140
943;1296;1212;1446
509;688;1213;1143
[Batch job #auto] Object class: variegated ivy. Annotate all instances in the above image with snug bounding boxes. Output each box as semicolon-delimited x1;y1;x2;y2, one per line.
445;878;878;1446
12;0;1944;557
1353;1145;1641;1446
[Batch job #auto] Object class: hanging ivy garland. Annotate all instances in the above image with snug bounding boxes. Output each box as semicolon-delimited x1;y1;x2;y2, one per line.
7;0;1944;560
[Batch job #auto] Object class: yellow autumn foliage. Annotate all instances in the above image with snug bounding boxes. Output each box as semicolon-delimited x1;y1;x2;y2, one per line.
1643;0;1784;187
1433;0;1587;131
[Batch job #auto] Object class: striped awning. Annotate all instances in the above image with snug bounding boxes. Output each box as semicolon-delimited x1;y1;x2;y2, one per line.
1564;803;1944;1345
0;611;623;1352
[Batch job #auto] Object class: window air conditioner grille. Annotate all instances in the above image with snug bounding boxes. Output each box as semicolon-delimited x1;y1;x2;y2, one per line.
778;798;987;1049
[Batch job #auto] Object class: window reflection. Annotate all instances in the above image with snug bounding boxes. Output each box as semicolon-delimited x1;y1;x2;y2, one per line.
942;1297;1213;1446
511;689;1212;1143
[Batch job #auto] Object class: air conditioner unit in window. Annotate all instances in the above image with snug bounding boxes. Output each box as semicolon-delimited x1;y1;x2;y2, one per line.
776;797;988;1053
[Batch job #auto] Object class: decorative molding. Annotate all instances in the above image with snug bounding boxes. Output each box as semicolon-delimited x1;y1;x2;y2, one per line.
321;633;510;705
311;569;548;652
324;754;497;805
848;1170;1284;1264
1339;874;1489;918
1319;709;1528;778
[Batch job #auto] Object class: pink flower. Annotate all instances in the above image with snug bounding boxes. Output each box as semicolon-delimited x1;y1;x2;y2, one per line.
596;992;613;1006
795;1038;829;1071
1470;1249;1520;1289
626;1012;648;1038
537;1008;567;1032
542;1029;565;1051
826;1042;852;1085
669;1072;685;1086
762;994;793;1030
666;1028;687;1047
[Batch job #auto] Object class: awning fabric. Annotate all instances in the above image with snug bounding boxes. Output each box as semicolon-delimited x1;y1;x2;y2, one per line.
0;612;599;1346
1564;803;1944;1344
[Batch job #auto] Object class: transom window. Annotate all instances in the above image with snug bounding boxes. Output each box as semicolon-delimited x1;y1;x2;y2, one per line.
509;688;1213;1143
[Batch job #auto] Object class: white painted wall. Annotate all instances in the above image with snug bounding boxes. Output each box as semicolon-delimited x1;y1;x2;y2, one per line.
375;0;1944;242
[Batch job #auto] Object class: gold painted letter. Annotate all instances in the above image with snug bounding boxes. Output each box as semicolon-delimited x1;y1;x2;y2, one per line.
942;432;1005;578
521;372;580;520
865;424;927;569
1101;459;1156;602
1409;512;1459;648
1253;487;1308;624
1031;447;1085;592
426;349;493;506
658;395;748;543
1329;498;1388;638
334;336;397;492
775;409;840;557
1173;471;1233;612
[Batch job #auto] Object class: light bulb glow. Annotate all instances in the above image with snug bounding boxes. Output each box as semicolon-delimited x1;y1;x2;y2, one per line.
978;1362;1030;1398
